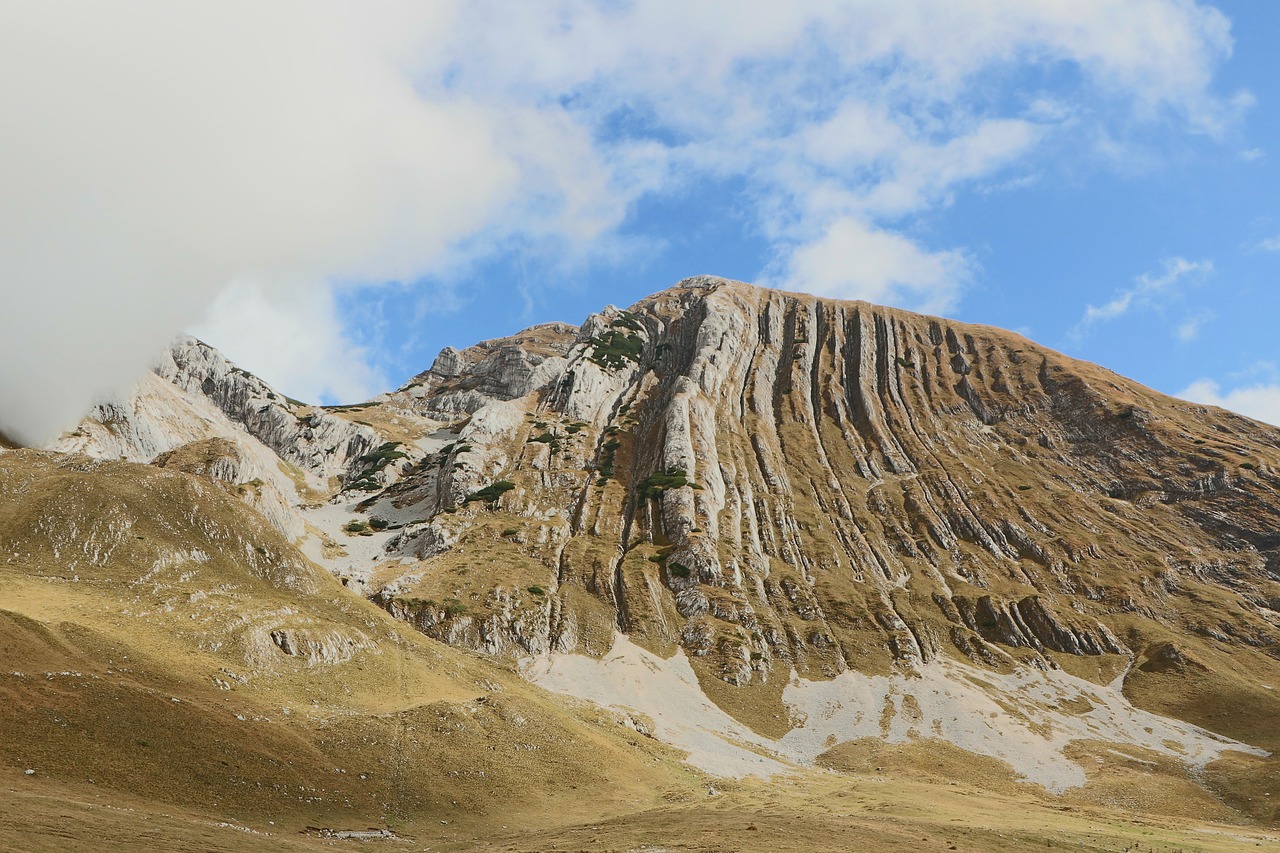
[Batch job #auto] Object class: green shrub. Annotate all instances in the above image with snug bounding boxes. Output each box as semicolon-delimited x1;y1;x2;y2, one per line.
587;329;644;371
359;441;407;466
529;431;559;447
464;480;516;505
527;585;546;596
668;562;691;579
343;520;368;534
640;468;696;500
347;441;407;491
596;436;621;479
501;527;519;537
613;310;643;331
369;517;389;530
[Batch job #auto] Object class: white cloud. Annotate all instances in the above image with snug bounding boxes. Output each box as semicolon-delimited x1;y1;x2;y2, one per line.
435;0;1241;313
1072;257;1213;339
0;1;521;444
1176;379;1280;427
190;279;385;406
767;218;972;314
0;0;1246;443
1175;311;1212;342
1258;234;1280;252
1239;147;1265;162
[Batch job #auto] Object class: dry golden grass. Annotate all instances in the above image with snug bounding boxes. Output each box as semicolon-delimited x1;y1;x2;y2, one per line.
0;450;701;842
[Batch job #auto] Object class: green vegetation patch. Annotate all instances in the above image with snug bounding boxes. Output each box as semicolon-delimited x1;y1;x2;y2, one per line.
587;329;644;371
529;431;561;451
464;480;516;506
347;441;407;491
595;436;622;481
612;310;643;332
639;468;699;500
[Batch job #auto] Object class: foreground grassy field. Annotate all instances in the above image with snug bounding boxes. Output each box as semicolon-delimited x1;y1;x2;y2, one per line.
3;766;1277;852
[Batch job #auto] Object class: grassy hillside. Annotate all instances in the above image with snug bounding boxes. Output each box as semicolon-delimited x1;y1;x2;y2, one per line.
0;450;701;842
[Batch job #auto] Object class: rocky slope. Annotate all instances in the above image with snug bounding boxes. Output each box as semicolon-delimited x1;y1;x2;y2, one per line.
19;275;1280;828
339;277;1278;820
357;278;1280;676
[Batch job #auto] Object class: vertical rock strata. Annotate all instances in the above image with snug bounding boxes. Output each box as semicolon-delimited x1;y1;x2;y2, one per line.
364;277;1280;690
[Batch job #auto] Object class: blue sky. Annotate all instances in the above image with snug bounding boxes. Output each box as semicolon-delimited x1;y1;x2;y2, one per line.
3;2;1280;443
305;0;1280;425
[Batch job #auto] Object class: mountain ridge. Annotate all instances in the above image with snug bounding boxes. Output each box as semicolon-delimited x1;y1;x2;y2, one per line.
5;274;1279;843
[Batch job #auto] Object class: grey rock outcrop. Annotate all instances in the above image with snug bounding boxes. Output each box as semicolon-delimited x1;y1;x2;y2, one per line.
158;337;379;482
356;277;1280;693
387;323;577;418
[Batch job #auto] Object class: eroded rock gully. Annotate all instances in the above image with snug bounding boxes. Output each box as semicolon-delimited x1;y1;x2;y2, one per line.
352;278;1280;690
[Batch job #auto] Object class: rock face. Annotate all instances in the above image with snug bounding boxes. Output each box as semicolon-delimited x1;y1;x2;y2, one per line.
52;336;388;540
384;323;578;418
157;337;379;482
49;277;1280;699
13;276;1280;829
349;278;1280;696
59;336;379;486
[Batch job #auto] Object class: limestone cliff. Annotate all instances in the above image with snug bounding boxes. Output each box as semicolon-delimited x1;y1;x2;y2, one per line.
351;278;1279;703
52;339;397;549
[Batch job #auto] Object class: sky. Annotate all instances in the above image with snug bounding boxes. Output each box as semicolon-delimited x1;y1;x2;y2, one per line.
2;1;1280;444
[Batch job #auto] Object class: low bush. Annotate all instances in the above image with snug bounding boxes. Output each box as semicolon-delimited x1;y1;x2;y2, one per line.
640;468;697;500
587;329;644;371
464;480;516;505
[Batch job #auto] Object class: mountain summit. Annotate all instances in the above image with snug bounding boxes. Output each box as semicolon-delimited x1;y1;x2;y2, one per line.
5;276;1279;847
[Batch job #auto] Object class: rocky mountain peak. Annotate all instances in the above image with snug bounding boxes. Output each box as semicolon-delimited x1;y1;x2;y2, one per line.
312;277;1279;699
19;275;1280;830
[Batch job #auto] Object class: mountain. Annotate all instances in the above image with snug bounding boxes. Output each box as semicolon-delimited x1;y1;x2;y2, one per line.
4;275;1279;849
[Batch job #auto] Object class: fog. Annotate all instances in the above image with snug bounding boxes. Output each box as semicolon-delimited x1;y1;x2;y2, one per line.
0;1;516;445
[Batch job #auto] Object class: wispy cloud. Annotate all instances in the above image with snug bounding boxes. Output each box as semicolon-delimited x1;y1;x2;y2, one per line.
763;218;973;314
0;0;1249;442
1176;378;1280;427
1175;311;1213;343
1258;233;1280;252
1070;257;1213;341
